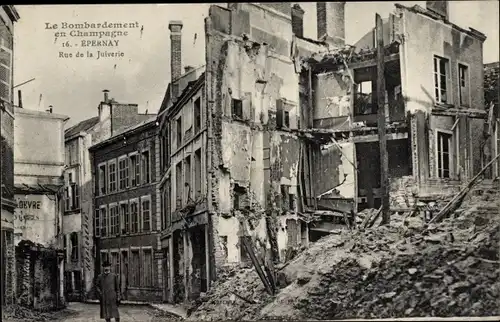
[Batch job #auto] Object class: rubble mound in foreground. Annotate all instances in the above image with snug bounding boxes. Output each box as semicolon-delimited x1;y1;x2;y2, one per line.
188;189;500;321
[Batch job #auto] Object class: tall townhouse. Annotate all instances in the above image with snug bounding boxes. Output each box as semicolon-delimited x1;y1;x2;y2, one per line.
90;117;163;302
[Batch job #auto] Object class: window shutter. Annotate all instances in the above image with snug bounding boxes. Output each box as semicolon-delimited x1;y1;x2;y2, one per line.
276;99;284;128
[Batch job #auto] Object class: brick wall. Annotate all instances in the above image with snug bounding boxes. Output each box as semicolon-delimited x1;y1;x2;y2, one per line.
110;104;140;137
316;2;345;45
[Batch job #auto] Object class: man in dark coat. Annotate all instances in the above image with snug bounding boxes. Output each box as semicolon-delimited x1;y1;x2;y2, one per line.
96;261;121;322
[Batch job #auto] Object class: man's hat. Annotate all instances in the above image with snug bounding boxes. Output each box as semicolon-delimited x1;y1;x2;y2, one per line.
102;261;111;267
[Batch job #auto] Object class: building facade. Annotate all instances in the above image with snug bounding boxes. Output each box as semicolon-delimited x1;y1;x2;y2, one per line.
90;118;163;302
0;4;19;306
295;1;488;224
158;1;492;303
62;91;155;301
13;106;69;308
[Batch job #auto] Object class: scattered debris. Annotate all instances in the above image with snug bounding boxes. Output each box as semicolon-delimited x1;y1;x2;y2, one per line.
187;182;500;320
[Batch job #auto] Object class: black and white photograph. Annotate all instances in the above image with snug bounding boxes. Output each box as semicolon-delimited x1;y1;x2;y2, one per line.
1;2;499;321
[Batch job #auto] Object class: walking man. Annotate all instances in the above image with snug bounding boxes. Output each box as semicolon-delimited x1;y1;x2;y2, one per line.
96;261;121;322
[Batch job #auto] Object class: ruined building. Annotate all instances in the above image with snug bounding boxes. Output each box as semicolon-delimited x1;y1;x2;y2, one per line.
0;4;20;306
484;61;499;177
157;1;493;303
63;90;155;301
295;1;489;230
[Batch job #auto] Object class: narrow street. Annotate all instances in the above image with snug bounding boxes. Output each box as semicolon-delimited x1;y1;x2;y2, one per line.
59;302;179;322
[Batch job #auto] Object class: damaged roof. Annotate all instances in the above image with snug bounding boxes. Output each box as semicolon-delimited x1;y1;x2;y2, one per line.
394;3;487;41
64;116;99;140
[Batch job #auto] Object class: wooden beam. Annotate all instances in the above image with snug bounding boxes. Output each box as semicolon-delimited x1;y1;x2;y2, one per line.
348;53;399;70
376;14;390;226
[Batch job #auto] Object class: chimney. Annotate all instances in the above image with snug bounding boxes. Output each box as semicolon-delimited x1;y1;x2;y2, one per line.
103;89;110;103
291;4;305;38
184;65;195;74
426;1;449;21
316;2;346;46
169;20;183;99
18;90;23;108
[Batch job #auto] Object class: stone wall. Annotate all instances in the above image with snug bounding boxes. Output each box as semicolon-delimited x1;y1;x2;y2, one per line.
15;241;64;310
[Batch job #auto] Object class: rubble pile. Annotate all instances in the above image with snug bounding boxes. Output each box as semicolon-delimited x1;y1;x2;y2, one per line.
1;304;78;322
189;186;500;321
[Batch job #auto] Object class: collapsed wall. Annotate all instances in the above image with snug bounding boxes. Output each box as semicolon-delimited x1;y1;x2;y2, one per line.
205;4;306;272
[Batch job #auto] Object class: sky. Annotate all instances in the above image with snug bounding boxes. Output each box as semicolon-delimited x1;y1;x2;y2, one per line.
13;1;500;128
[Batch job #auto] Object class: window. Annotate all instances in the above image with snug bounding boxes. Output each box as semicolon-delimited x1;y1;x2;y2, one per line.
111;252;119;275
143;249;153;287
194;97;201;133
162;181;171;229
95;209;101;237
194;149;202;199
69;173;79;210
437;131;452;178
434;56;450;104
118;157;129;190
354;81;375;115
108;161;117;193
233;185;246;210
458;64;469;107
184;156;191;203
70;232;79;262
141;150;150;184
110;204;119;236
98;163;107;195
130;201;139;233
142;197;151;232
65;187;70;211
129;250;140;287
0;34;13;103
129;154;140;186
101;207;108;237
161;133;169;171
176;162;183;209
176;117;182;147
232;98;243;119
120;202;129;234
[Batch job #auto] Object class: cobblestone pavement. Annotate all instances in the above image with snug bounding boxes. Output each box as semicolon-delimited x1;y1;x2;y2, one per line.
60;302;179;322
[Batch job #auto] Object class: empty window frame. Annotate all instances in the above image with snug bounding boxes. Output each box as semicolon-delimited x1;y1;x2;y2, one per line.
184;156;191;203
194;149;202;199
434;56;450;104
176;162;183;209
437;131;452;178
176;117;182;147
70;232;79;262
232;98;243;120
458;63;469;107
